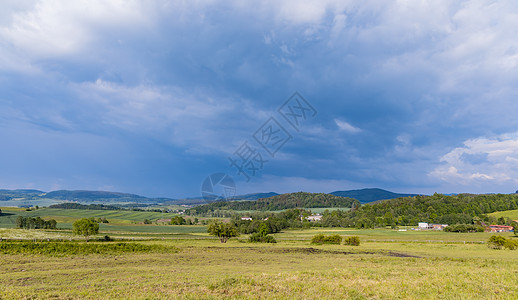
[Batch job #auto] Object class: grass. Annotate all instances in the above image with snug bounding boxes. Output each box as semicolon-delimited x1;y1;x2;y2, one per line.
2;212;518;298
0;241;179;256
489;209;518;221
1;237;517;299
0;207;176;225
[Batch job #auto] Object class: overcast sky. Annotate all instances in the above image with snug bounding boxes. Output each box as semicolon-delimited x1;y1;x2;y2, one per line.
1;1;518;198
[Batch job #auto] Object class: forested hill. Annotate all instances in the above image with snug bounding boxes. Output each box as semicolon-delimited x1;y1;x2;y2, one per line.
325;193;518;228
188;192;360;214
330;188;419;203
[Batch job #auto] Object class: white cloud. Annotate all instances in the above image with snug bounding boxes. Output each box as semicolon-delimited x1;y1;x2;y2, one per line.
0;0;152;62
430;132;518;187
334;119;362;133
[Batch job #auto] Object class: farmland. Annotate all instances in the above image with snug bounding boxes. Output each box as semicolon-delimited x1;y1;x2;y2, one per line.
2;204;518;299
1;223;518;299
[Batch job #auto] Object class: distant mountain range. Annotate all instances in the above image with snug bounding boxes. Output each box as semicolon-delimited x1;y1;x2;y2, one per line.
0;189;173;206
330;188;420;203
0;188;418;207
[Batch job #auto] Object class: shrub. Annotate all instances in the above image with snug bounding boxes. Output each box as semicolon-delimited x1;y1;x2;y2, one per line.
311;234;342;245
504;239;518;250
311;234;325;244
248;223;277;243
344;236;361;246
487;235;517;250
249;233;277;243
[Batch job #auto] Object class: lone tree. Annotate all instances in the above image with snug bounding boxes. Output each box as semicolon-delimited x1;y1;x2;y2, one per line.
207;220;239;243
73;218;99;242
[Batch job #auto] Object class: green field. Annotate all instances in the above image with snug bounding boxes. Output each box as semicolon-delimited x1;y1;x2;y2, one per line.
1;230;517;299
489;209;518;221
2;207;518;299
0;207;179;226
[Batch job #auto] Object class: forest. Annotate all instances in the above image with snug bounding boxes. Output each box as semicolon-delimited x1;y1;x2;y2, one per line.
186;192;359;215
321;193;518;228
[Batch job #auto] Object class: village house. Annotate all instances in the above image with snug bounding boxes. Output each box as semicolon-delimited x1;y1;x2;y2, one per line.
488;225;514;232
306;215;322;222
418;222;448;230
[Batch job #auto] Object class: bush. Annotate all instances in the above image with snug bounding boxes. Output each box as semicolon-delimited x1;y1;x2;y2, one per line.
488;235;517;250
311;234;342;245
249;233;277;243
504;239;518;250
311;234;325;244
344;236;361;246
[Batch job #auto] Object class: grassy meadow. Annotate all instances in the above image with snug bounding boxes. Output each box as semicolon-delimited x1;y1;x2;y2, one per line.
1;207;518;298
1;223;518;299
489;209;518;221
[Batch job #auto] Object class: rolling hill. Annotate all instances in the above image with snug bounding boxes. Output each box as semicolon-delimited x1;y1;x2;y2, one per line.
188;192;360;214
330;188;419;203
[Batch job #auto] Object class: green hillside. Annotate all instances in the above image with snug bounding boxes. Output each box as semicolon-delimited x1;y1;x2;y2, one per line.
489;209;518;221
188;192;360;214
330;188;419;203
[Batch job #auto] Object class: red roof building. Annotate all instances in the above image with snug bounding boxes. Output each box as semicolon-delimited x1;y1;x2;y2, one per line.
488;225;514;232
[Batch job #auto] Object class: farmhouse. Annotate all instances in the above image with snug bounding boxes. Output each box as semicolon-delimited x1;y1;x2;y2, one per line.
488;225;514;232
306;215;322;222
241;217;252;221
418;222;448;230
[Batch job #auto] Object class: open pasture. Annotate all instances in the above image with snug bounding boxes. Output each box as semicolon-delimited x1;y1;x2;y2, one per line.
1;237;517;299
0;226;517;299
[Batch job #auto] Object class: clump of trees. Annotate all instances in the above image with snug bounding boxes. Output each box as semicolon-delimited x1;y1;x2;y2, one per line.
16;216;57;229
96;217;109;223
488;235;518;250
170;216;198;225
73;218;99;242
207;220;239;243
444;224;484;233
311;234;342;245
248;223;276;243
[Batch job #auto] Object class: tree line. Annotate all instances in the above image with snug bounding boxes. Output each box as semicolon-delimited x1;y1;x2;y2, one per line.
16;216;57;229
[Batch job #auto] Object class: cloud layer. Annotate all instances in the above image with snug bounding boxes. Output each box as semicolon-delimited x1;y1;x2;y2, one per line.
1;1;518;197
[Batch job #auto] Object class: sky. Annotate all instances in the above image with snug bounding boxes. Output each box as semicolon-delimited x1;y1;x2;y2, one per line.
1;0;518;198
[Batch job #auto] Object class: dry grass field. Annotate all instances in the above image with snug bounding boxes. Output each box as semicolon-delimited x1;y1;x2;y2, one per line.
1;228;517;299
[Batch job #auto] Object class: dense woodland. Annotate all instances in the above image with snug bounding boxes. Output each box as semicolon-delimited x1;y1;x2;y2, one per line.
321;193;518;228
186;192;359;215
